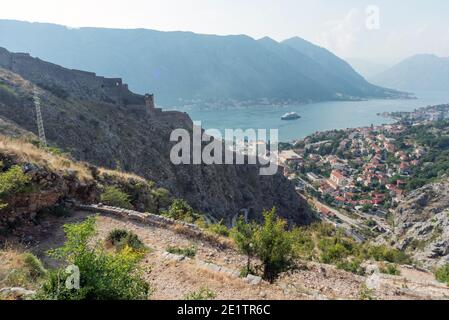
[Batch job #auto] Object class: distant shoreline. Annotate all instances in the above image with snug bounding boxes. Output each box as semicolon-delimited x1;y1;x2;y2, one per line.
168;93;417;112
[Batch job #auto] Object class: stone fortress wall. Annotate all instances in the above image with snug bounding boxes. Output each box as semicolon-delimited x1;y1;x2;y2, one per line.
0;47;157;113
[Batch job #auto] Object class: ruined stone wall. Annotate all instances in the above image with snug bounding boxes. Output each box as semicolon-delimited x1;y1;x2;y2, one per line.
0;47;144;106
0;48;13;70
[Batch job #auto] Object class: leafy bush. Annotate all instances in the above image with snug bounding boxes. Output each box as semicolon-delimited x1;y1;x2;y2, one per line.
231;217;257;274
166;246;197;258
0;165;32;198
367;245;411;265
336;258;366;276
253;208;294;282
106;229;146;253
318;237;355;264
435;264;449;285
38;217;149;300
100;186;133;209
23;253;48;279
151;188;171;212
379;263;401;276
239;266;257;278
184;287;216;300
359;284;376;300
208;221;230;237
162;199;201;223
290;227;316;260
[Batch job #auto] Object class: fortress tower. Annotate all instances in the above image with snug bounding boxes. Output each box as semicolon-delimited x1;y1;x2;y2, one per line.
144;94;155;110
144;93;162;115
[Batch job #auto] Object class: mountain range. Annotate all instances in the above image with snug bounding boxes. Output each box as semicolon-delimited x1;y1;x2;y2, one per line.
0;20;405;106
347;58;390;79
371;54;449;92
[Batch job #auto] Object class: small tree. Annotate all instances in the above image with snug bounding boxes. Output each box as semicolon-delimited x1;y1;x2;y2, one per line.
0;165;32;208
435;264;449;285
231;217;257;275
253;208;294;282
163;199;200;223
152;187;171;212
100;186;133;209
39;217;149;300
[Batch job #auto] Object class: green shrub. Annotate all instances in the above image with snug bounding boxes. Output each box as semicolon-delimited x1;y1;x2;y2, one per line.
100;186;133;209
162;199;201;223
379;263;401;276
290;227;316;260
231;217;257;274
43;146;65;156
435;264;449;285
318;237;354;264
253;208;294;282
239;266;257;278
336;259;366;276
359;284;376;300
184;287;216;300
23;253;48;279
106;229;146;253
38;217;149;300
208;221;230;237
0;165;32;198
151;188;171;212
166;246;197;258
367;245;411;265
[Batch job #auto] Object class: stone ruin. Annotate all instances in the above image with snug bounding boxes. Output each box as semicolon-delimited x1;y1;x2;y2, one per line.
0;47;162;116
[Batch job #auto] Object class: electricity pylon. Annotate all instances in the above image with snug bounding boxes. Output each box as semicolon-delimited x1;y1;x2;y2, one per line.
33;87;47;147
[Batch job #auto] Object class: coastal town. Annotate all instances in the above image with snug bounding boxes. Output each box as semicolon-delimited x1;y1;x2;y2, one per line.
278;104;449;238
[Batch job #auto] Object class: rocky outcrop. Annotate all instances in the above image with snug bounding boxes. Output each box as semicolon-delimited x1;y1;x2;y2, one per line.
389;179;449;268
0;48;312;225
0;159;97;237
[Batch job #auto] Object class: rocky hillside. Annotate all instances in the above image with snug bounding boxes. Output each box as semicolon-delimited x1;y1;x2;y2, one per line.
0;47;312;225
0;134;172;238
389;179;449;269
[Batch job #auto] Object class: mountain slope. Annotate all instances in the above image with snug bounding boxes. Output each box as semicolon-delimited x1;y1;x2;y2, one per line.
0;47;312;225
282;37;404;99
0;20;404;106
346;58;389;79
389;178;449;268
371;54;449;91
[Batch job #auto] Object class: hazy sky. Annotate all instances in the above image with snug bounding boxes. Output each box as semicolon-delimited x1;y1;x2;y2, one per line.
1;0;449;64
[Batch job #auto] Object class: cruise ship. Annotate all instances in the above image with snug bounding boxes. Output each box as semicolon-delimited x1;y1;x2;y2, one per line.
281;112;301;120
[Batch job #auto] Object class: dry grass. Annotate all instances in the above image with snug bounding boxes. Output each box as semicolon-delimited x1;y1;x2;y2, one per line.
0;246;27;287
0;135;93;181
98;167;148;184
171;224;235;250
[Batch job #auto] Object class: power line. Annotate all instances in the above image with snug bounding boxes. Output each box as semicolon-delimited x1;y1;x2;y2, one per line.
33;87;47;147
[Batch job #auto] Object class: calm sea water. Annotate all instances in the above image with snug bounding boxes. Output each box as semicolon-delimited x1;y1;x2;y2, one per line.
175;91;449;142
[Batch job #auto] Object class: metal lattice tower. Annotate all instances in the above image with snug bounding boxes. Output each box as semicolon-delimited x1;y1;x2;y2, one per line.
33;87;47;147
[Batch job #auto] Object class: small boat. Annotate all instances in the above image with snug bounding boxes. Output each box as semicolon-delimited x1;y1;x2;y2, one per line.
281;112;301;120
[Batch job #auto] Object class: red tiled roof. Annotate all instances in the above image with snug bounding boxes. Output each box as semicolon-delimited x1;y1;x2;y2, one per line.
331;170;345;180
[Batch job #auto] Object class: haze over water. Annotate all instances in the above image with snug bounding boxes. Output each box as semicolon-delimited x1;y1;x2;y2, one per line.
182;91;449;142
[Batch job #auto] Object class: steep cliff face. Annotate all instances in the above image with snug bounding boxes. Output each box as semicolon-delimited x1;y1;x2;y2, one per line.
0;48;312;225
391;179;449;268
